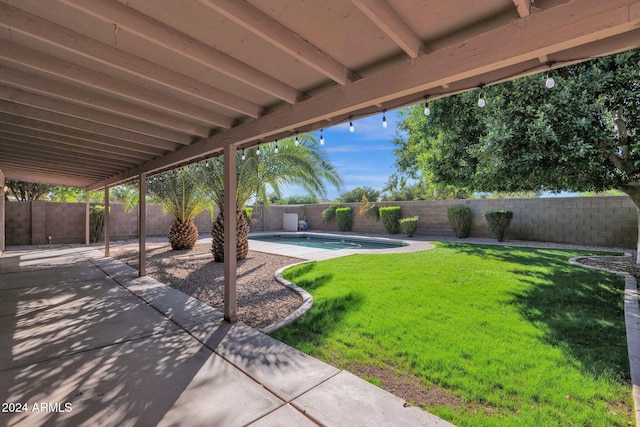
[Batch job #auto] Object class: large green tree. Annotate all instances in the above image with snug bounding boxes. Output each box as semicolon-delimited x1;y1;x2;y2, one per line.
393;49;640;252
198;135;342;261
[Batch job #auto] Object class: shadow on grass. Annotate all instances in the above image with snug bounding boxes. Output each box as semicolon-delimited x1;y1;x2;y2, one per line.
273;263;363;349
441;242;629;382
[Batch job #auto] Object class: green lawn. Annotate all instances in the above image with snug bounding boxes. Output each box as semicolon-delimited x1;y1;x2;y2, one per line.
272;243;632;426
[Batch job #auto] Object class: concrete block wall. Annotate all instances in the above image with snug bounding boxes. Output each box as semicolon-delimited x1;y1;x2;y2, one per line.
4;197;638;248
256;196;638;249
6;202;31;246
45;202;85;244
5;201;214;245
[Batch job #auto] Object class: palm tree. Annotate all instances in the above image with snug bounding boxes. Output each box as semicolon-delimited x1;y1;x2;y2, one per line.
146;166;209;250
198;135;342;261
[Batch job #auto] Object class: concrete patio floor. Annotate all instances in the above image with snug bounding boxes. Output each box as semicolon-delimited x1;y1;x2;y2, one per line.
0;245;453;427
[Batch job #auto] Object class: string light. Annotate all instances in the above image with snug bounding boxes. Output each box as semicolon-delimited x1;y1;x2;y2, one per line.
477;86;486;108
349;116;354;132
241;149;246;161
294;134;299;146
423;98;430;116
320;129;325;145
382;110;388;128
256;146;260;156
274;140;279;154
545;69;555;89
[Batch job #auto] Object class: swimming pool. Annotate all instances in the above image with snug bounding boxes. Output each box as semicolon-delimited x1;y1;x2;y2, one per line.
249;233;408;250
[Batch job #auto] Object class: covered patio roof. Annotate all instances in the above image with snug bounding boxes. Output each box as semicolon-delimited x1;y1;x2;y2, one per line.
0;0;639;188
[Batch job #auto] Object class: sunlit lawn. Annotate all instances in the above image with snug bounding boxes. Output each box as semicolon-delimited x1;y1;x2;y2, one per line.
272;243;632;426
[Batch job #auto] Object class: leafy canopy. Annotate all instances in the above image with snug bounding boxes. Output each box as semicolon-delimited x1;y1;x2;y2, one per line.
198;135;342;210
392;49;640;201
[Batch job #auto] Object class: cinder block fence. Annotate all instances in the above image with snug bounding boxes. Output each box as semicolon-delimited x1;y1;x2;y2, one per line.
4;196;638;249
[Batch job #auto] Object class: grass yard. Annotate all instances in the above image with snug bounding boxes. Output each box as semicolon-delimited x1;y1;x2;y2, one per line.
271;243;632;426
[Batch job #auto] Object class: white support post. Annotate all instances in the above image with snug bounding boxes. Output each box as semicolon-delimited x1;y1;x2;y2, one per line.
223;144;238;322
85;189;90;245
139;174;147;276
104;186;110;257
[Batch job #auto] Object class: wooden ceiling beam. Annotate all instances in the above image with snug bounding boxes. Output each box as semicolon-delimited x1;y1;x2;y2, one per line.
0;102;180;151
199;0;353;85
59;0;301;104
0;129;156;161
0;136;140;166
0;85;192;145
87;0;640;190
0;154;115;178
513;0;532;18
0;167;93;187
0;67;211;137
0;118;170;156
352;0;423;58
0;40;234;129
0;3;262;119
0;139;134;169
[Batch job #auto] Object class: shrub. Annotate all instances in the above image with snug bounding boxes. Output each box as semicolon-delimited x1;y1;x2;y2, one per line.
484;210;514;242
89;205;105;243
322;202;341;225
400;216;419;237
379;206;402;234
336;207;353;231
447;206;472;238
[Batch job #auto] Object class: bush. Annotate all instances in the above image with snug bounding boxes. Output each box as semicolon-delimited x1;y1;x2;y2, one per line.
400;216;419;237
379;206;402;234
322;202;342;225
89;205;105;243
336;207;353;231
447;206;472;238
484;210;514;242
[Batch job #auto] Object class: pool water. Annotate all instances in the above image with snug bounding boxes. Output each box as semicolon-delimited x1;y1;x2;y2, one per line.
249;234;407;250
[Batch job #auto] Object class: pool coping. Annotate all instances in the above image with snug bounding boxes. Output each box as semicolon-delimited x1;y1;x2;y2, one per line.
248;230;435;261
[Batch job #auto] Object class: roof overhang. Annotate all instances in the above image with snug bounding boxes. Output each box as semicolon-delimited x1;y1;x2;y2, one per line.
0;0;637;190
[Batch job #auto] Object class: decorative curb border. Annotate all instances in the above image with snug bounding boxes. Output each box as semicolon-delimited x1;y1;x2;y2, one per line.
260;261;314;334
569;252;640;426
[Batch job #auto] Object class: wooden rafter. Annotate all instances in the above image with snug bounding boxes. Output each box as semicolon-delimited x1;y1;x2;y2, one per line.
58;0;302;104
199;0;353;84
513;0;532;17
352;0;423;58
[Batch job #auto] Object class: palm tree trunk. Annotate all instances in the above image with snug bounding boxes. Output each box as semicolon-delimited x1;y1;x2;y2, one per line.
211;207;249;262
168;220;198;250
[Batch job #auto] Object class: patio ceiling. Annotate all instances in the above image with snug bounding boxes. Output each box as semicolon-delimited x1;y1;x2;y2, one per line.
0;0;639;190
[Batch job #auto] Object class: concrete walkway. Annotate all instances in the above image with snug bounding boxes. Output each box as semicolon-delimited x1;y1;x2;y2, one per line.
0;245;453;427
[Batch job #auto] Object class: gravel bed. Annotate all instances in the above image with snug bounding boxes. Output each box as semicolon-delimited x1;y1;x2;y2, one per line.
575;254;640;276
108;241;304;329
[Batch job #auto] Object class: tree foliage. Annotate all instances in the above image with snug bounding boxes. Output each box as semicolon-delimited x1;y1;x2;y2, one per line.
338;186;380;203
271;194;320;205
392;49;640;203
4;180;55;201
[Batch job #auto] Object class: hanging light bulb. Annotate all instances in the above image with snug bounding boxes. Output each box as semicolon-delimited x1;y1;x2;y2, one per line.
382;110;388;128
424;101;430;116
274;140;279;154
545;70;555;89
320;129;325;145
477;87;486;108
256;146;260;156
349;116;354;132
241;149;246;161
294;134;299;146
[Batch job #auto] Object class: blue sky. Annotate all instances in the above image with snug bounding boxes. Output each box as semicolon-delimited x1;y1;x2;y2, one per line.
282;109;404;201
